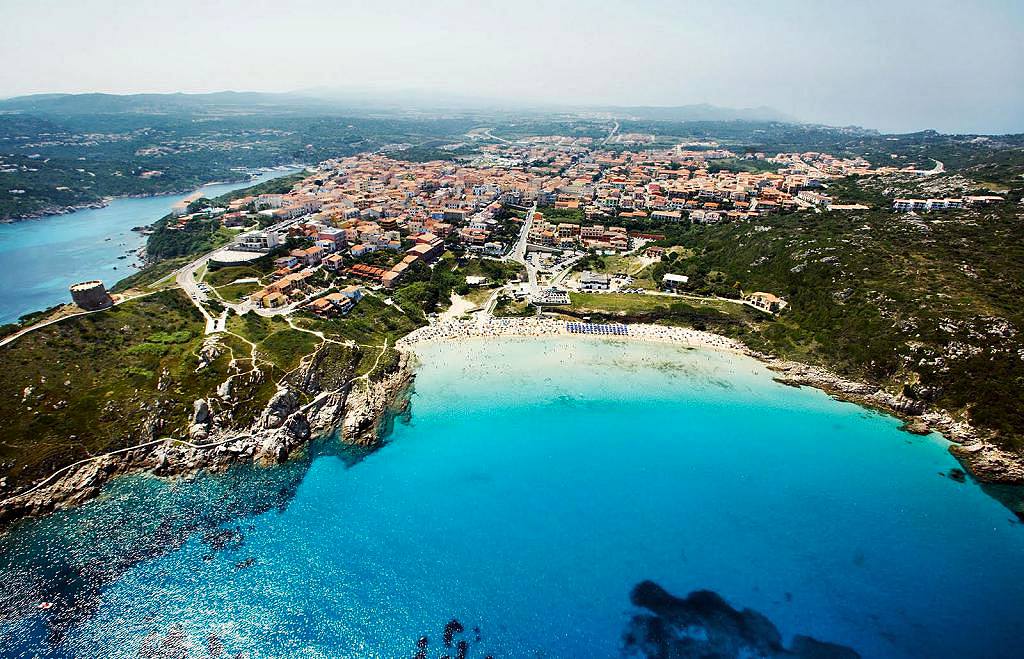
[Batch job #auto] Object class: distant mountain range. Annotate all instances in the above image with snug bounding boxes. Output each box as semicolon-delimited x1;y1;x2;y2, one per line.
0;90;798;124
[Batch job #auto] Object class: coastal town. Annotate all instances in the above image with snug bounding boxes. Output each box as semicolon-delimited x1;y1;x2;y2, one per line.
0;125;1020;541
3;0;1024;652
138;137;1004;330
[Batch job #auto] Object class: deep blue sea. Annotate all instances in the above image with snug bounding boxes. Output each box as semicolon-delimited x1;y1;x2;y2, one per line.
0;168;303;324
1;338;1022;658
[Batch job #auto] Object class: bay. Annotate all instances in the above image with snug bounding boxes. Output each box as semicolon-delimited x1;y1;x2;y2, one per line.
1;338;1022;658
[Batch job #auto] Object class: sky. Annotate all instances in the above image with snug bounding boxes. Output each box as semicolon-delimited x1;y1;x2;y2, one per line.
1;0;1022;134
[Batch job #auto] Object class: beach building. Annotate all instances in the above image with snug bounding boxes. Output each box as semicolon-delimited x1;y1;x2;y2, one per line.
579;271;611;290
661;273;690;291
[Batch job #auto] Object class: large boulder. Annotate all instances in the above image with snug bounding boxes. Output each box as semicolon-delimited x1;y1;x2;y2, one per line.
259;389;299;429
192;399;211;425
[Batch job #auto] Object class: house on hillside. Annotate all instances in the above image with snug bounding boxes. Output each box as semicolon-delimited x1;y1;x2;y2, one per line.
744;291;788;313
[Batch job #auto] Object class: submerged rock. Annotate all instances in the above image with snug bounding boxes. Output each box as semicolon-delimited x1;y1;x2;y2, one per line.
623;580;860;658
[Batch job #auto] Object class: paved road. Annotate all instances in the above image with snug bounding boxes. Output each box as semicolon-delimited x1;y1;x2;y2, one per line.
602;120;620;145
175;253;218;333
482;129;512;145
507;202;539;290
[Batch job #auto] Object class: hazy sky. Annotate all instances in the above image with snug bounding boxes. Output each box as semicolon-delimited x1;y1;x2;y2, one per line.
1;0;1022;133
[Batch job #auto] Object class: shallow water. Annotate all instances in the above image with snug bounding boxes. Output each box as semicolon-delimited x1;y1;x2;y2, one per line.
0;168;302;324
1;338;1022;658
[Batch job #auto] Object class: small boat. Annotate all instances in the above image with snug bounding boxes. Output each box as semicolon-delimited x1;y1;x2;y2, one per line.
38;602;53;610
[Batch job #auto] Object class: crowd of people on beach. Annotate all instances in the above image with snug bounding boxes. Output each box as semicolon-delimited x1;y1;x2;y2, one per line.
396;317;746;354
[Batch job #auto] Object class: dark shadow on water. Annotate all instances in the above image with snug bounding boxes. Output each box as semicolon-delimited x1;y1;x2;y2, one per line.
979;482;1024;525
622;580;860;658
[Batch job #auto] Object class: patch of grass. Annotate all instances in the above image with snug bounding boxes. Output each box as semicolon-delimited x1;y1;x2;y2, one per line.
458;257;525;284
216;282;260;303
493;296;535;317
258;330;321;372
293;295;421;345
147;330;195;344
204;265;265;287
537;206;585;224
110;257;189;293
227;312;277;343
462;288;494;306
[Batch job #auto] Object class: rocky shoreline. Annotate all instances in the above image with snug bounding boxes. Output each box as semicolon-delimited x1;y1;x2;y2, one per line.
0;199;111;223
0;348;415;527
762;358;1024;485
2;317;1020;528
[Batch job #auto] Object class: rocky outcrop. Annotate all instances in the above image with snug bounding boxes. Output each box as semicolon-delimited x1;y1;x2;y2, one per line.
192;398;211;425
342;352;414;445
950;442;1024;484
258;389;299;430
0;346;417;527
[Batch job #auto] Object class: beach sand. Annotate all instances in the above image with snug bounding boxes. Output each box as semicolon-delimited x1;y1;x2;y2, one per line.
397;317;747;354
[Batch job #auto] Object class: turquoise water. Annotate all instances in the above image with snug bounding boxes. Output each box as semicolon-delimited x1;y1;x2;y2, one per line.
1;338;1023;657
0;168;303;324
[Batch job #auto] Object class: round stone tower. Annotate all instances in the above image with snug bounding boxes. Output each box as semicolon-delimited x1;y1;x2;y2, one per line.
69;280;113;311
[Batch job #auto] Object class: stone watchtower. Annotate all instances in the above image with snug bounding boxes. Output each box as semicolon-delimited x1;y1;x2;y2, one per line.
69;280;114;311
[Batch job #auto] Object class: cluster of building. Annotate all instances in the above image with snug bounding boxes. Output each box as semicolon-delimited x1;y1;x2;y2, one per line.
528;215;632;251
172;138;1001;315
214;154;562;288
205;141;955;275
892;195;1004;212
306;285;364;318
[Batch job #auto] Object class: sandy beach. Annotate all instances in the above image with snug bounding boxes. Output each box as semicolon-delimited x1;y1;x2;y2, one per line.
397;317;747;354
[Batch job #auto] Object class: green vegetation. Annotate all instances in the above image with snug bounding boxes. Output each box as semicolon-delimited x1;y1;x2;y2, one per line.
493;296;536;318
203;265;265;287
0;291;216;488
216;282;260;303
390;143;480;163
646;197;1024;447
537;207;585;224
214;172;305;205
258;330;321;372
457;257;525;285
227;312;278;343
146;218;234;260
292;294;422;346
110;257;189;293
706;158;781;174
567;292;754;334
392;255;463;321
